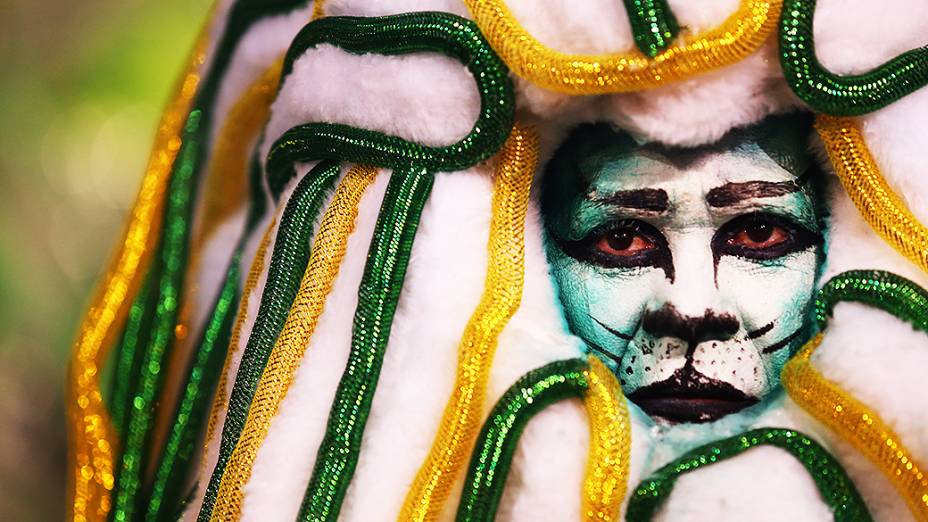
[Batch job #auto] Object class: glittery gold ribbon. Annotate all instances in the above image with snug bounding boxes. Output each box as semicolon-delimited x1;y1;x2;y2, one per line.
815;115;928;273
782;333;928;521
462;0;781;95
209;164;378;522
65;20;210;522
400;125;538;521
582;356;632;522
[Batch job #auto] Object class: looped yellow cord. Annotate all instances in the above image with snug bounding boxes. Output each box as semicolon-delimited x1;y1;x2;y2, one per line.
463;0;781;95
400;125;538;521
816;115;928;273
202;217;276;472
582;357;631;522
65;20;210;522
782;333;928;521
209;164;378;521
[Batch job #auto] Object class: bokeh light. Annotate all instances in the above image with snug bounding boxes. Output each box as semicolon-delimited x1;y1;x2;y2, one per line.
0;0;210;518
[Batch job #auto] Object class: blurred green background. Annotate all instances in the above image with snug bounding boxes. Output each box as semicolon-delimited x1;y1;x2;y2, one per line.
0;0;211;518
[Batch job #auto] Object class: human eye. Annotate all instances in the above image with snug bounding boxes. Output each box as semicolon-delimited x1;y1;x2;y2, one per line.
713;212;819;261
558;219;667;269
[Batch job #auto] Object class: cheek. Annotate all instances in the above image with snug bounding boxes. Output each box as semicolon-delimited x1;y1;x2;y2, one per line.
549;251;659;345
717;249;819;334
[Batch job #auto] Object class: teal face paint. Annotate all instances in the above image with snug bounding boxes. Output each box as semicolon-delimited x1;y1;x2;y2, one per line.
543;114;825;424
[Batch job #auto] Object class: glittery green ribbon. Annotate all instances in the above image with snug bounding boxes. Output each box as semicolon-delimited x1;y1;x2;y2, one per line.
624;0;679;57
107;2;313;520
814;270;928;331
297;166;433;521
198;161;340;521
266;12;515;198
144;154;270;522
780;0;928;116
626;428;872;521
455;359;590;522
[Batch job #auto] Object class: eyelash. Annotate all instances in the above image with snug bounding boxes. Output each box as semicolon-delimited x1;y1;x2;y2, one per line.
712;213;820;261
557;213;819;268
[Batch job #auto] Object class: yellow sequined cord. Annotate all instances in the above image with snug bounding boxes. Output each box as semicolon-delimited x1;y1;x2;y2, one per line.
463;0;781;95
400;125;538;521
782;334;928;521
209;164;378;522
816;115;928;273
202;217;276;474
65;21;209;522
582;357;632;522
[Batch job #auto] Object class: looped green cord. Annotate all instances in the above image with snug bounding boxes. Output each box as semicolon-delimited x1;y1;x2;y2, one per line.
266;12;515;198
780;0;928;116
626;428;871;521
455;359;590;522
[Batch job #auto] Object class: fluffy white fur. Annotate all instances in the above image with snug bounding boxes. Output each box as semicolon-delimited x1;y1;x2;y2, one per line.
181;0;928;519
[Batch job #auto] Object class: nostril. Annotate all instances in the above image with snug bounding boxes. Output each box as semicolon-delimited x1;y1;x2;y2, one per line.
642;304;739;345
694;311;739;343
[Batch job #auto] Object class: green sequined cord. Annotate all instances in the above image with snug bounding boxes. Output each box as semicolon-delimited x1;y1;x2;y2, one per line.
112;110;205;522
624;0;679;57
108;270;156;436
455;359;590;522
297;166;432;521
626;428;872;521
266;12;515;198
198;161;340;521
815;270;928;331
780;0;928;116
146;153;270;522
107;1;312;519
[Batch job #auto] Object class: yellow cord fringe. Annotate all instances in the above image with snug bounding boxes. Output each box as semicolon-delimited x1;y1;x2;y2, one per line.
816;115;928;273
782;333;928;521
210;164;378;522
65;20;210;522
582;357;632;522
400;125;538;521
463;0;781;95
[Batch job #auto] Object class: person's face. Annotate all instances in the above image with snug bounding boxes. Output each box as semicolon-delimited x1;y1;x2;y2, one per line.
544;121;824;424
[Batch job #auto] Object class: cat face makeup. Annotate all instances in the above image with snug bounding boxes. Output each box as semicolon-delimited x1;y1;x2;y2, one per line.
543;115;825;424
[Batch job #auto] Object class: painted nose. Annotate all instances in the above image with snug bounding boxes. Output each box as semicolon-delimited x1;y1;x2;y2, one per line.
642;303;739;345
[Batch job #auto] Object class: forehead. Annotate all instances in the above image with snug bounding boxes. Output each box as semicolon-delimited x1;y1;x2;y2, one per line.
562;118;813;195
583;144;798;196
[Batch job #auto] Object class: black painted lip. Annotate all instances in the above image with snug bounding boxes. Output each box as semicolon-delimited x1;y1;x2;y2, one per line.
627;369;758;423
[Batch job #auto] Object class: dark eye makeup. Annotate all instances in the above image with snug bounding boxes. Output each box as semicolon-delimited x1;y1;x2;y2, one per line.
554;212;820;277
712;212;821;261
555;220;673;278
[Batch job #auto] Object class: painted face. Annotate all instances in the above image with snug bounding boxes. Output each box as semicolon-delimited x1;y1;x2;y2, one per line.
543;115;825;424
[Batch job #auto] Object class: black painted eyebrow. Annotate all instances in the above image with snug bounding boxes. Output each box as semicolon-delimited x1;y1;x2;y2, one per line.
706;180;800;208
589;188;669;213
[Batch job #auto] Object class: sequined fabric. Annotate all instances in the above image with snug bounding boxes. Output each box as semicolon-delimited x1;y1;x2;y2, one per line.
298;166;434;521
783;270;928;521
626;428;871;521
780;0;928;116
623;0;679;57
401;125;539;521
816;116;928;274
211;165;377;521
462;0;781;94
582;357;631;522
456;359;590;521
65;20;208;522
267;13;515;198
198;162;340;520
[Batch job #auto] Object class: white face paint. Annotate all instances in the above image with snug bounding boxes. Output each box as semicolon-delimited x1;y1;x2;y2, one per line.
544;118;824;423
